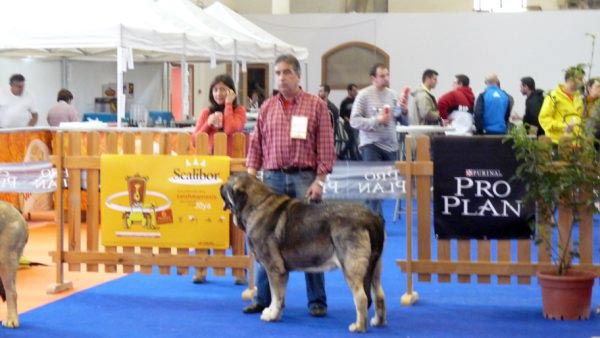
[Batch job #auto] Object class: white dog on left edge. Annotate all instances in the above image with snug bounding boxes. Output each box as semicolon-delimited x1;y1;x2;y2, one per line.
0;201;28;328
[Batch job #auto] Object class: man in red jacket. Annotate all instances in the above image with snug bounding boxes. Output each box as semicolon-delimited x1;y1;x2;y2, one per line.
437;74;475;135
437;74;475;120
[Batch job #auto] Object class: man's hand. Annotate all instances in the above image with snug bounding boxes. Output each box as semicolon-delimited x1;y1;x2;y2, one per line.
247;168;257;177
376;109;391;125
28;112;38;126
305;179;324;202
510;113;523;122
566;117;578;133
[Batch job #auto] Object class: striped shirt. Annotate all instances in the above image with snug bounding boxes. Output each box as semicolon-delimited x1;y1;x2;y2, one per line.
246;90;335;175
350;85;399;152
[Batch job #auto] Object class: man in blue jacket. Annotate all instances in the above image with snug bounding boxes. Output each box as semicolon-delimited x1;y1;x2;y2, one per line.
474;74;512;134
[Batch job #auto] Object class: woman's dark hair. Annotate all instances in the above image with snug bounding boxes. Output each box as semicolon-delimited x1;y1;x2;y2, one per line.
57;88;74;102
209;74;238;114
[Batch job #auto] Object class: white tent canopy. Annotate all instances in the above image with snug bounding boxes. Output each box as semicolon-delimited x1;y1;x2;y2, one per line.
0;0;307;64
0;0;309;123
204;1;308;61
0;0;232;62
0;0;231;123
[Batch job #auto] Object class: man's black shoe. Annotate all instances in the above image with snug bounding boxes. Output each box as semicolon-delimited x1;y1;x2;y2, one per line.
243;303;266;314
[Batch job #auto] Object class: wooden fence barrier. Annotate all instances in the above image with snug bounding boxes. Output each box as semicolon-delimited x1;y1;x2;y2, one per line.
47;130;251;294
396;135;600;305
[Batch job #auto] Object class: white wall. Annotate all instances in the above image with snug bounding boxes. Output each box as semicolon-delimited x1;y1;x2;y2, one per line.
247;10;600;117
0;59;166;124
0;57;244;124
68;61;165;115
193;63;227;117
389;0;472;12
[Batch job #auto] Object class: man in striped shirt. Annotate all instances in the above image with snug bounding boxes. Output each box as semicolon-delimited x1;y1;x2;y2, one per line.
245;54;335;318
350;63;402;216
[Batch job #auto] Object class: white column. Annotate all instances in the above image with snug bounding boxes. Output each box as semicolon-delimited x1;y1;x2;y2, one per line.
304;62;308;93
272;0;290;14
117;46;125;128
181;35;189;121
60;58;68;89
181;56;188;121
233;40;239;95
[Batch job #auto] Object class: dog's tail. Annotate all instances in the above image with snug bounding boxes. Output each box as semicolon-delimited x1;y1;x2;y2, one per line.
363;214;385;309
0;278;5;302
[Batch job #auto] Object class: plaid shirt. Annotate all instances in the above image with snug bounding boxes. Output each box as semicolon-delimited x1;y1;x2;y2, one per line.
246;90;335;175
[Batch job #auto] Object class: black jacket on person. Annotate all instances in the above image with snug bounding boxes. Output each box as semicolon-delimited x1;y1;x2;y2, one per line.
523;89;545;136
339;96;354;120
327;99;340;140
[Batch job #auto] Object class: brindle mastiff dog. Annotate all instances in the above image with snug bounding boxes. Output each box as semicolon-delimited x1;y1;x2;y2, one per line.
0;201;28;328
221;173;386;333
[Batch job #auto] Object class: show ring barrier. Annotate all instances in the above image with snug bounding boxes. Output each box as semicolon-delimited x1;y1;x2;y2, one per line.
4;129;596;306
47;130;253;297
397;135;600;306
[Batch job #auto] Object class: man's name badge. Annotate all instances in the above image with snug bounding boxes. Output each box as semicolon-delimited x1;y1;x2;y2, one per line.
290;115;308;140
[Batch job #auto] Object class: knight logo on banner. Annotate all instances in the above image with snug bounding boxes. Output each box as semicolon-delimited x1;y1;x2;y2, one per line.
432;136;534;239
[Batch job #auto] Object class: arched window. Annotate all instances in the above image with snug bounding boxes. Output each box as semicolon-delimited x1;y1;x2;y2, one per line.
321;42;389;90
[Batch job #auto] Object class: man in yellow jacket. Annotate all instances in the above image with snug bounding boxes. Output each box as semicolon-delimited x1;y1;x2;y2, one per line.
538;65;585;143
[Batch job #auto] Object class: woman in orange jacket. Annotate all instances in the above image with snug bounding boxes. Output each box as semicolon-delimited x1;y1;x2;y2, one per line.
192;74;246;154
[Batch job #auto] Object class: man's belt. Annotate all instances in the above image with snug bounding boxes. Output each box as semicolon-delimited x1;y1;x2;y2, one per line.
270;167;314;174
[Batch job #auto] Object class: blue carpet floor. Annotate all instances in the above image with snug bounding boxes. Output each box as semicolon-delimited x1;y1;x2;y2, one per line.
4;201;600;338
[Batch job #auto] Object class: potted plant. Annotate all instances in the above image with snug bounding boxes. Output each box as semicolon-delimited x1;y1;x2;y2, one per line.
505;119;599;320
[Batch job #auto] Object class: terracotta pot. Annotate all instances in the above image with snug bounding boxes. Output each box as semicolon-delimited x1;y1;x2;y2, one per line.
537;271;596;320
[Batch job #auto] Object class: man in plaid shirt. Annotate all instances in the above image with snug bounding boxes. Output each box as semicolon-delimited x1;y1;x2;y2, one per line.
245;54;335;318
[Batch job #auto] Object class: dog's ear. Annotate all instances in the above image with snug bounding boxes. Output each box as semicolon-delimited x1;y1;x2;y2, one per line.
0;277;5;302
232;189;247;214
220;185;234;211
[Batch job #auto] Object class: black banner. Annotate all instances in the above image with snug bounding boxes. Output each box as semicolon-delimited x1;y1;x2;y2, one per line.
432;136;534;239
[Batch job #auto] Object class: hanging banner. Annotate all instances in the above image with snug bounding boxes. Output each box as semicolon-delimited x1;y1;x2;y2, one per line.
322;161;406;200
0;161;56;193
101;155;230;249
432;136;534;239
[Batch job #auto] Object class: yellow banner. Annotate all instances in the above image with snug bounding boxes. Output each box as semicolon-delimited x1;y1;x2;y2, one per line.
101;155;230;249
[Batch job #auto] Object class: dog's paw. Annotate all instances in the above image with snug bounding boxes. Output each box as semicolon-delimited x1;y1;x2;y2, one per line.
348;322;366;333
370;316;387;327
260;307;281;322
2;316;20;329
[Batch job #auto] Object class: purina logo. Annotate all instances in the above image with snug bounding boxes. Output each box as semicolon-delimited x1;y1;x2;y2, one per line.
465;169;503;178
168;158;222;185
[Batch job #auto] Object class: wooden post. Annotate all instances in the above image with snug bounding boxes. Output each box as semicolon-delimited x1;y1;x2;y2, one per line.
415;135;432;283
86;132;101;272
121;132;136;274
212;132;227;276
400;135;418;305
104;132;119;273
477;240;491;284
192;132;210;283
67;132;82;272
47;131;73;293
157;132;172;275
176;133;191;276
139;132;155;274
